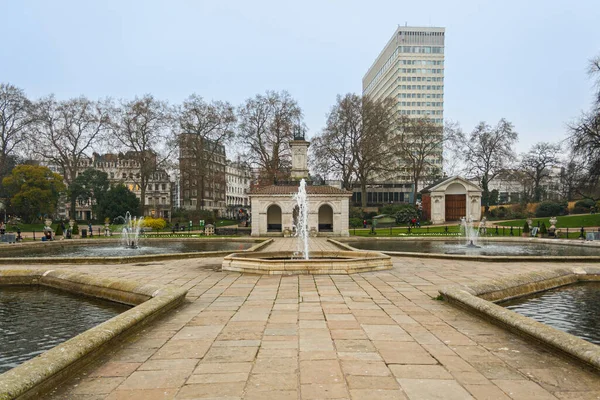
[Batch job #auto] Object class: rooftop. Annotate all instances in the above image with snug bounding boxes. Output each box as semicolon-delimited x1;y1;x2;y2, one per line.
250;185;351;196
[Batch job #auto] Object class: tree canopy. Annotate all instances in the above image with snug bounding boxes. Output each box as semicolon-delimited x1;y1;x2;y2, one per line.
451;118;518;211
2;164;66;222
96;184;141;222
395;116;445;203
110;95;176;216
237;90;303;184
69;169;110;218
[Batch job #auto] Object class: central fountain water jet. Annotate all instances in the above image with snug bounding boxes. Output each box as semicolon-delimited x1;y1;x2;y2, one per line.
293;179;309;260
117;212;144;249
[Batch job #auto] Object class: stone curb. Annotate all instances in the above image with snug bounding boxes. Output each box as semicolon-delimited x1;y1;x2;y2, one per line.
222;249;392;275
439;266;600;372
0;269;188;400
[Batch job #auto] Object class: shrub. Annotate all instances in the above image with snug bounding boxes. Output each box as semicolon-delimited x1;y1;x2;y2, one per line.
522;221;530;234
144;217;167;230
349;207;364;219
540;222;547;235
572;199;596;214
349;218;363;228
535;201;569;217
380;204;416;216
510;203;530;219
54;223;63;236
488;206;508;219
394;205;418;224
72;221;79;235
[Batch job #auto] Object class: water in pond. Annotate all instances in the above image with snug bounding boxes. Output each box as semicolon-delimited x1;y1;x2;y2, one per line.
346;240;600;256
0;240;254;258
501;282;600;345
0;285;130;373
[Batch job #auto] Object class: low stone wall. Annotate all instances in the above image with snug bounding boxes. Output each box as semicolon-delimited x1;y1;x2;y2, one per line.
0;269;188;400
222;250;392;275
439;266;600;372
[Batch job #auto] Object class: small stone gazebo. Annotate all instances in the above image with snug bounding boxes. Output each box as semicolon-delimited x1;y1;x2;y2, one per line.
420;176;482;224
249;132;352;237
250;185;351;237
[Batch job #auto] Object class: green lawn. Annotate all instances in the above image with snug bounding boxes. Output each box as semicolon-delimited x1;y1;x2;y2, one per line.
494;214;600;228
216;219;239;226
350;222;592;239
351;225;461;236
5;223;45;232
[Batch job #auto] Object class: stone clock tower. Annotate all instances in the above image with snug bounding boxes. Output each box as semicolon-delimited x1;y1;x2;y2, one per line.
290;127;309;180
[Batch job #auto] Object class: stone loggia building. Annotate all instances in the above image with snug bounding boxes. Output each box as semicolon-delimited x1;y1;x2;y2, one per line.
249;136;351;237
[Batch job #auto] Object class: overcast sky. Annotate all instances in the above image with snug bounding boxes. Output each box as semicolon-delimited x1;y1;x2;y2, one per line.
2;0;598;155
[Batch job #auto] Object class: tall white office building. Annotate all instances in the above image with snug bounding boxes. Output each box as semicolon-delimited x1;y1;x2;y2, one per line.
363;26;445;125
356;26;445;205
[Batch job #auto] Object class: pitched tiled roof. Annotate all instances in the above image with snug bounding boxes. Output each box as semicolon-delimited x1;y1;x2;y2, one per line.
420;175;482;193
250;185;351;196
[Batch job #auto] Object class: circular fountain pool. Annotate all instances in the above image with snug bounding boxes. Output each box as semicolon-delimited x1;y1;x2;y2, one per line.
337;238;600;261
222;250;392;275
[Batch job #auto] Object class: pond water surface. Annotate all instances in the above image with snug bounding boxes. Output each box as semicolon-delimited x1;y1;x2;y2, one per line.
0;240;254;258
346;240;600;256
0;285;130;373
500;282;600;345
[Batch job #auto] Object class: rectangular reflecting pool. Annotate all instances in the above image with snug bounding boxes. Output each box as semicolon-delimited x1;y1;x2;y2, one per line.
346;240;600;256
0;240;255;258
0;285;130;374
500;282;600;345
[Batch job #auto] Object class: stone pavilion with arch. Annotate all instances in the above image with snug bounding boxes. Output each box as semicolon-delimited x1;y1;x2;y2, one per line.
420;176;482;224
249;133;352;237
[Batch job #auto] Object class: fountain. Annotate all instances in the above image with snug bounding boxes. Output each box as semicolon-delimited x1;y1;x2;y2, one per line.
293;179;309;260
222;180;392;274
116;212;144;249
460;216;482;248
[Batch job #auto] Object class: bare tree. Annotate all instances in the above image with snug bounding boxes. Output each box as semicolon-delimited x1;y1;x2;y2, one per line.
568;111;600;201
442;120;466;177
353;96;396;207
30;95;111;218
0;83;34;177
519;142;561;202
309;94;360;191
178;94;236;210
237;91;303;185
559;153;586;201
453;118;518;212
589;54;600;109
395;116;444;203
111;95;175;216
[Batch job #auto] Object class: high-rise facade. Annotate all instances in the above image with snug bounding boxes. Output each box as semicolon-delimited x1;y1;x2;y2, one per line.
362;26;445;124
356;26;445;205
178;133;227;214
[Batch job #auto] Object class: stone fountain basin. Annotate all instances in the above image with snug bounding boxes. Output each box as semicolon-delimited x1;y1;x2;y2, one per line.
222;250;392;275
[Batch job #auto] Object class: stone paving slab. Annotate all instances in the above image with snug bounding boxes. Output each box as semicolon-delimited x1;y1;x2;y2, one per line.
1;237;597;399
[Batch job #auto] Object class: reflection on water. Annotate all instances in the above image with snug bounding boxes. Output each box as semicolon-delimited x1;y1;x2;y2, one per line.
0;285;130;373
0;241;254;258
501;282;600;345
346;240;600;256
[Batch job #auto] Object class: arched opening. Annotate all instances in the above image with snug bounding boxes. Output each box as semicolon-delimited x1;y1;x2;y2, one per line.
445;183;467;221
318;204;334;232
267;204;282;232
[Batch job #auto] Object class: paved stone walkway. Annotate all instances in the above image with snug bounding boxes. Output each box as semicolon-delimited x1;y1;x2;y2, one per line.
4;238;599;399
